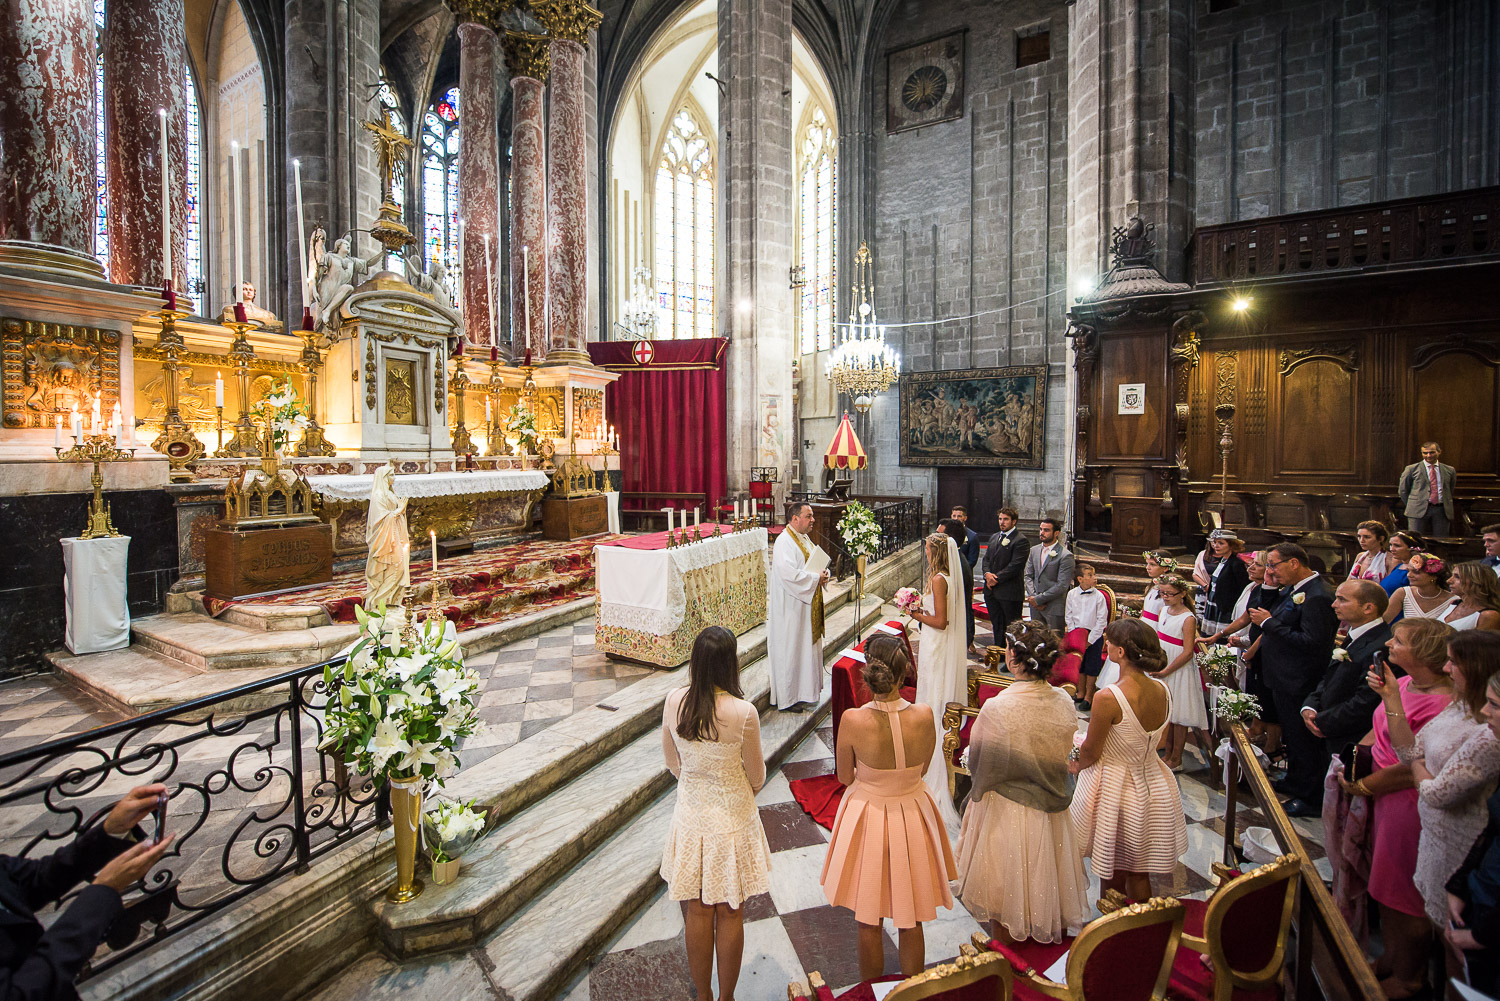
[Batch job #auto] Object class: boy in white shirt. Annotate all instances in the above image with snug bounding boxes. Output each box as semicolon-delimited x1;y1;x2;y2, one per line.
1065;563;1110;710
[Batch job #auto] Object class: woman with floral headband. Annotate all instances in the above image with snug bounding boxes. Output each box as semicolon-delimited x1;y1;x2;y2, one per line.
1382;531;1426;596
1386;554;1458;624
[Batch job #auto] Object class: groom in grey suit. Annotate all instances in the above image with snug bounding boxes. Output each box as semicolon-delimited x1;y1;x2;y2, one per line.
1024;517;1075;630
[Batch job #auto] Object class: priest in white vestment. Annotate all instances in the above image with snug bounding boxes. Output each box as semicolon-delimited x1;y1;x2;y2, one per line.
768;502;829;709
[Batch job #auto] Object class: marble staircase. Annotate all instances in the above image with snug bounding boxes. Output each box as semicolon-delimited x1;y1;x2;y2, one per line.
81;541;926;1001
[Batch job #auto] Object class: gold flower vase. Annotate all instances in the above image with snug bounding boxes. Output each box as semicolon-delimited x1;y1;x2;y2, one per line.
386;774;425;903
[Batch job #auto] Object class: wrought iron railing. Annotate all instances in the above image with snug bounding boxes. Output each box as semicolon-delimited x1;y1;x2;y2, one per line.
1189;185;1500;285
867;496;926;562
0;656;378;981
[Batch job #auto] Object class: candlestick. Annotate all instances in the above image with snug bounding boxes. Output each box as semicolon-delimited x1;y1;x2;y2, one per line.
430;529;437;575
293;159;308;314
485;398;492;424
159;108;171;285
694;507;700;528
522;244;531;352
71;406;81;442
215;372;225;408
54;416;61;449
231;140;244;300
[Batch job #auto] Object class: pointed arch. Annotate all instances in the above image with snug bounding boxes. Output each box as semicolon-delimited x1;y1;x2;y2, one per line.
654;101;715;340
422;85;461;276
796;100;837;354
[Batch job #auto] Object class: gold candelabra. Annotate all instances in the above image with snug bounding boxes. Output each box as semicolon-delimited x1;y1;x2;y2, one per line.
449;349;476;456
296;323;337;457
150;307;206;480
217;318;262;458
55;432;136;539
484;359;510;456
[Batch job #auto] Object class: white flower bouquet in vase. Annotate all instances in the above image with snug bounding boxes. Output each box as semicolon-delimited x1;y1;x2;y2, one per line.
837;501;883;569
424;798;486;885
1196;643;1239;687
320;603;484;903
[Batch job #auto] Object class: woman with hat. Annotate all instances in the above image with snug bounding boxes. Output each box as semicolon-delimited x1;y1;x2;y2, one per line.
1199;529;1250;638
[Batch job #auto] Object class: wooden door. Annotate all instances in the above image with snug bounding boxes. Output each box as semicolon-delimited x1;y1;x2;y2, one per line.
937;469;1006;529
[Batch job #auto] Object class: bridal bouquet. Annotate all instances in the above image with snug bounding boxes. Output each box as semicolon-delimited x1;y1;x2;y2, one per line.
893;587;921;618
837;501;882;562
249;379;311;451
1196;644;1239;686
320;604;484;785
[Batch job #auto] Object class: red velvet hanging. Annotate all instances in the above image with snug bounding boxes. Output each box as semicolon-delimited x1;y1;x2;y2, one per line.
587;339;729;513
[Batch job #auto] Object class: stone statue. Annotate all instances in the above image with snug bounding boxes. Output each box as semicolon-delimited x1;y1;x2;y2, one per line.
364;462;410;612
313;234;382;333
406;257;452;309
219;282;282;330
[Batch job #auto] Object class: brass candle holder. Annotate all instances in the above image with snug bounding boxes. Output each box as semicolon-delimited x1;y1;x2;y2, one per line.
150;307;205;480
215;404;225;452
484;359;510;457
217;319;262;458
429;576;454;620
55;432;137;539
296;323;337;457
449;349;476;457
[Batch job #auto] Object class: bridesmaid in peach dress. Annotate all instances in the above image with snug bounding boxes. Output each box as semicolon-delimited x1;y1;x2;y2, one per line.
821;633;957;981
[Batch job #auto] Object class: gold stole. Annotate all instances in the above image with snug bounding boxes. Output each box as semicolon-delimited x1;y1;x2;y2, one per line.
787;529;825;642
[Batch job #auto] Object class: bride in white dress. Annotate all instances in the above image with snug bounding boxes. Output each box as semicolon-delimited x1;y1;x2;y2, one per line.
908;532;969;837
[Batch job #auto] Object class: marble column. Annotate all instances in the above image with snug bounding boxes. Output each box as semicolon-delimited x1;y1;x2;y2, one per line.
0;0;106;280
456;17;502;349
534;0;601;365
502;31;549;363
103;0;187;289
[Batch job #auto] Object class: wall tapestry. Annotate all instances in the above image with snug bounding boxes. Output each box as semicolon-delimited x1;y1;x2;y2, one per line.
886;31;966;134
899;365;1047;469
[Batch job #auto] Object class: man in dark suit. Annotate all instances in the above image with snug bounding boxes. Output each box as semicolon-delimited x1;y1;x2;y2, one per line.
1249;542;1340;816
950;506;981;569
1482;523;1500;573
941;518;977;650
982;506;1027;645
1;784;172;1000
1397;441;1457;537
1301;580;1393;756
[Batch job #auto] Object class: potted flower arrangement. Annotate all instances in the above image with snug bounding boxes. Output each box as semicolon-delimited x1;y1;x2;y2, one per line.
424;798;485;885
837;501;882;567
320;604;483;903
505;404;541;457
250;379;312;455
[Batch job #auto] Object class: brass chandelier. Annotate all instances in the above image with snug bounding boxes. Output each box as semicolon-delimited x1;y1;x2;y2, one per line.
829;242;899;413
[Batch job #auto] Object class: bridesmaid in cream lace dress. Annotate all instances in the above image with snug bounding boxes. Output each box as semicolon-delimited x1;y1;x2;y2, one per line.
661;626;772;1001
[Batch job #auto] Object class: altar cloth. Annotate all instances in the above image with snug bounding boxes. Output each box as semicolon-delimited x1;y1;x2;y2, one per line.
306;469;549;501
62;535;131;655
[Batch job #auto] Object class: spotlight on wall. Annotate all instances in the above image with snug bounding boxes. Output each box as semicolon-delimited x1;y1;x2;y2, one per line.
1231;296;1252;312
737;299;753;315
1074;275;1095;299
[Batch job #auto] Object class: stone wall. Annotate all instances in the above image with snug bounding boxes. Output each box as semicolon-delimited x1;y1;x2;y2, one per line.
863;0;1073;520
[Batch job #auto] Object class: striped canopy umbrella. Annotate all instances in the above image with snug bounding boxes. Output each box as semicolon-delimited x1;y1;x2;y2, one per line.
824;412;868;470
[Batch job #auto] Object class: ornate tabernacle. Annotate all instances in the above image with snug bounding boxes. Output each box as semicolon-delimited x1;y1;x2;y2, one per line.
541;444;609;540
221;464;319;529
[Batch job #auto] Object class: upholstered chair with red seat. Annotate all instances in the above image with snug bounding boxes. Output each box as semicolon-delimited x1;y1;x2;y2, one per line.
974;897;1186;1001
789;943;1014;1001
1165;855;1299;1001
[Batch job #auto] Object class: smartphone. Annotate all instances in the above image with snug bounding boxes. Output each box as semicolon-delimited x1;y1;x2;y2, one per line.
1370;650;1388;687
152;793;168;842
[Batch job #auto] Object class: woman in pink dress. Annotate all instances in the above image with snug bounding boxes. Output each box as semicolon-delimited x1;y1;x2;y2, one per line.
1348;520;1392;582
1339;618;1455;998
821;633;957;981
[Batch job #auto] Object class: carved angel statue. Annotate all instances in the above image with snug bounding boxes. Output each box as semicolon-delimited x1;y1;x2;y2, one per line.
405;257;453;309
313;234;382;333
364;462;410;611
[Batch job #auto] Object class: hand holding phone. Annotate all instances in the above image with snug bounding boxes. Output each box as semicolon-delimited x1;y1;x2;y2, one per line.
151;792;168;843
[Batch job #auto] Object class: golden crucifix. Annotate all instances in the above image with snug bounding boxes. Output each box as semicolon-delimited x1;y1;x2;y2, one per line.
362;108;414;206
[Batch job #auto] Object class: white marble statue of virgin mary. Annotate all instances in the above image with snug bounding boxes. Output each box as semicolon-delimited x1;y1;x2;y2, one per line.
364;462;409;611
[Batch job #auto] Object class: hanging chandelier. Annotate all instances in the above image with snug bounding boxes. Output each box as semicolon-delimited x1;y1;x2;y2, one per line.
829;242;899;413
619;264;658;339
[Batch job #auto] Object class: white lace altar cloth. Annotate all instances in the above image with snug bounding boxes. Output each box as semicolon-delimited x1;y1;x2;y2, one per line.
306;470;549;501
594;528;769;636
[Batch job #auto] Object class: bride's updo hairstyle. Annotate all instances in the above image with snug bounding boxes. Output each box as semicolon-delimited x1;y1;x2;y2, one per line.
1103;617;1168;674
1005;621;1062;681
862;634;911;697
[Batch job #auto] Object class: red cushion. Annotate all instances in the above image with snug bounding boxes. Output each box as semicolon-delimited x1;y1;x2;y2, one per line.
991;937;1071;1001
833;975;999;1001
1167;883;1286;1001
972;600;990;620
749;481;773;498
1052;652;1081;688
953;715;975;765
976;683;1003;707
1081;916;1179;1001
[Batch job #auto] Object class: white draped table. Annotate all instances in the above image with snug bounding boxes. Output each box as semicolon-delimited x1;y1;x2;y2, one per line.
306;469;549;500
594;527;769;667
62;536;131;655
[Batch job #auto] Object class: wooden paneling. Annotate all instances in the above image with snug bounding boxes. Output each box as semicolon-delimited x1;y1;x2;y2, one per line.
1276;358;1358;476
1412;352;1498;475
1095;332;1167;461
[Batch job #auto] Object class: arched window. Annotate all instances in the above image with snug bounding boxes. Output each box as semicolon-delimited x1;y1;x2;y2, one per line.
378;77;407;271
653;108;714;340
797;105;836;354
93;0;203;297
422;87;460;276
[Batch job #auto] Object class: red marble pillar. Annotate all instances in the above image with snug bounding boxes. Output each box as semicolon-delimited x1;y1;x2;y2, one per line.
457;20;501;348
103;0;187;289
503;31;549;363
0;0;105;278
535;1;601;364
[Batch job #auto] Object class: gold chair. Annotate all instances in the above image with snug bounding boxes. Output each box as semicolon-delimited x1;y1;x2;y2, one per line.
789;942;1014;1000
974;896;1187;1001
941;699;979;802
1165;854;1300;1001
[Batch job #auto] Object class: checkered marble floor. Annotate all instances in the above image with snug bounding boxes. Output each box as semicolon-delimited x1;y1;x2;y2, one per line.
557;719;1330;1001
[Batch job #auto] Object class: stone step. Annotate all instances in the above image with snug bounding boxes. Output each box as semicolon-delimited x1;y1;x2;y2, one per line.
129;613;360;672
45;646;293;716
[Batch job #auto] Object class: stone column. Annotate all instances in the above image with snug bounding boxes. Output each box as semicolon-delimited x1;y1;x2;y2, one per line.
103;0;187;289
718;0;795;501
455;11;502;348
534;0;602;365
0;0;105;280
502;31;549;363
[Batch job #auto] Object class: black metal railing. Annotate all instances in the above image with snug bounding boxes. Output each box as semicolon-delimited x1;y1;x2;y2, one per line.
867;496;926;561
0;656;379;981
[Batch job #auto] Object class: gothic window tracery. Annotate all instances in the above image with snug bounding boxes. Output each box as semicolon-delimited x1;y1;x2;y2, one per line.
423;86;461;276
797;105;837;354
654;107;714;340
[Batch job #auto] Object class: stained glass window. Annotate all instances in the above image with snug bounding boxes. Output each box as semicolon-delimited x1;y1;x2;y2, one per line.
654;108;714;340
797;106;837;354
378;76;407;271
184;65;201;297
423;86;460;277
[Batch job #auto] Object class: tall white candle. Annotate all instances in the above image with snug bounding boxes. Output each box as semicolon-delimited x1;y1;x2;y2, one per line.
293;159;308;313
215;372;224;408
485;398;492;424
231;141;244;300
71;406;81;441
694;507;700;528
159;108;171;285
92;393;101;432
54;416;61;449
483;233;496;347
430;529;438;575
661;507;672;533
522;245;531;350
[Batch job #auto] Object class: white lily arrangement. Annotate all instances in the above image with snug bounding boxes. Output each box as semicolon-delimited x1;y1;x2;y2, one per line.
837;501;882;562
424;798;486;864
320;604;484;786
1214;689;1263;726
250;379;312;451
1196;644;1239;686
